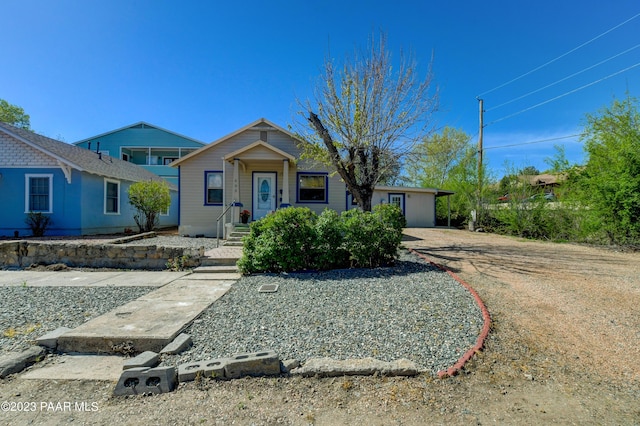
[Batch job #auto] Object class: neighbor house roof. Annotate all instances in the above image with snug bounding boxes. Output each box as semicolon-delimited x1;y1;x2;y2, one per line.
520;173;567;187
170;118;300;167
0;121;176;189
73;121;206;146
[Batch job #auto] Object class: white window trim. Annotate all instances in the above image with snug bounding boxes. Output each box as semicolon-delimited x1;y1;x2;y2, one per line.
104;178;121;215
24;174;53;213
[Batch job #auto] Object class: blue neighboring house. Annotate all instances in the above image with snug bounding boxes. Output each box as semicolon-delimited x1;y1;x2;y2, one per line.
0;122;178;237
73;122;205;186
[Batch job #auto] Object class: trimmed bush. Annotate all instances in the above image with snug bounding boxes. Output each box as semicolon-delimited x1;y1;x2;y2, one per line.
342;204;404;268
237;205;405;274
314;209;349;269
237;207;318;273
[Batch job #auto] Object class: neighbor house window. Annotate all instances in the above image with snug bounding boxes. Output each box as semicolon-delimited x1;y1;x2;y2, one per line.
104;179;120;214
25;174;53;213
297;173;328;203
205;171;223;205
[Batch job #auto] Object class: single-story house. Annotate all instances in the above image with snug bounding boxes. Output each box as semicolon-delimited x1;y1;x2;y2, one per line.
170;118;453;237
74;121;206;186
0;122;178;237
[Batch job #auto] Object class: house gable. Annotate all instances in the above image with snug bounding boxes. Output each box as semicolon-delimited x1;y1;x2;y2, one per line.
171;118;302;167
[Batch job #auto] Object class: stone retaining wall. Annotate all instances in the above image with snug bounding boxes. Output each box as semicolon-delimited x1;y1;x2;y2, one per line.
0;240;203;270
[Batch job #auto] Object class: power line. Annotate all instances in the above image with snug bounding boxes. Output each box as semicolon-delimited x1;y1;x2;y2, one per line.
484;134;583;150
486;61;640;126
486;43;640;112
478;11;640;97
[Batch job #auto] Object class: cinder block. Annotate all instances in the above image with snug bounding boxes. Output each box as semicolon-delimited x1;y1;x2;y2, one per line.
224;350;281;379
280;358;300;373
36;327;72;350
160;333;192;355
123;351;159;370
113;366;176;396
178;358;228;382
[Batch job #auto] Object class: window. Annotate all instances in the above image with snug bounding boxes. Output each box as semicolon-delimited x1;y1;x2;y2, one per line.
104;179;120;214
205;171;223;205
25;174;53;213
297;173;327;203
163;157;178;165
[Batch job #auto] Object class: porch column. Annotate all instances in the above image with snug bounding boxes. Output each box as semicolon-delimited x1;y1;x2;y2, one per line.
281;159;290;207
233;158;240;222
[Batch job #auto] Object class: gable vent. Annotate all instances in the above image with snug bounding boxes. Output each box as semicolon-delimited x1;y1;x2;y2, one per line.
260;131;268;142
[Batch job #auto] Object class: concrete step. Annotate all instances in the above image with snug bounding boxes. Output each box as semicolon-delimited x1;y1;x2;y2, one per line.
223;241;244;247
57;278;234;354
192;265;238;274
200;257;239;267
228;232;249;238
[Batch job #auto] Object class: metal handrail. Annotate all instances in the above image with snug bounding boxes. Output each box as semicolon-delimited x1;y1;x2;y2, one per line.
216;200;237;248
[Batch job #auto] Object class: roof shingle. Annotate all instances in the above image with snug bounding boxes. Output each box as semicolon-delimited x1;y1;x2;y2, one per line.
0;121;175;189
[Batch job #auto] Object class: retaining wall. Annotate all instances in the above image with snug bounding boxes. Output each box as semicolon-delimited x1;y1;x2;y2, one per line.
0;241;203;270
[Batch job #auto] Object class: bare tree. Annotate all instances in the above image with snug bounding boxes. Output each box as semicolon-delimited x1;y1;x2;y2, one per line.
298;32;438;211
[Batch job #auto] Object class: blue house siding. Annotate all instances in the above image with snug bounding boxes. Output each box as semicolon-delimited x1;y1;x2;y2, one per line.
0;167;83;236
0;122;179;237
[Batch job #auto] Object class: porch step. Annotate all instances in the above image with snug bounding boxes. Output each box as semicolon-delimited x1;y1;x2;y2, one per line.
223;224;250;247
193;265;239;273
223;241;244;247
200;257;239;267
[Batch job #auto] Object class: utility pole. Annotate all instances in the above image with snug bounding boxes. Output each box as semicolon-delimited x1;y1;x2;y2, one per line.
477;98;484;226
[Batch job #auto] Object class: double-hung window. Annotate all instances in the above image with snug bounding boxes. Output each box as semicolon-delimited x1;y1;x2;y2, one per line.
205;171;223;205
104;179;120;214
297;173;328;203
25;174;53;213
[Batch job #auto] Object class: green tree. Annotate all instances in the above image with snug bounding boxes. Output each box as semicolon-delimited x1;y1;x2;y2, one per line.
406;127;479;226
544;144;572;173
128;180;171;232
0;99;31;129
519;165;540;176
298;32;438;211
406;126;471;188
579;96;640;245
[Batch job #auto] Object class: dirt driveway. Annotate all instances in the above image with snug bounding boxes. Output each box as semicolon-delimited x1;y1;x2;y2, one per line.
1;229;638;425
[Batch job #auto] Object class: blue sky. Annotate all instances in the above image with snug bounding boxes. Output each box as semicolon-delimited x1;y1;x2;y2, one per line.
3;0;639;179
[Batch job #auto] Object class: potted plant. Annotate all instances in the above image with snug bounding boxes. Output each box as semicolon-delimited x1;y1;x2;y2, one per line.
240;209;251;224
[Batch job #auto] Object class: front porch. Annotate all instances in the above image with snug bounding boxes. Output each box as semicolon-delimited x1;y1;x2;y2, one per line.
219;140;296;234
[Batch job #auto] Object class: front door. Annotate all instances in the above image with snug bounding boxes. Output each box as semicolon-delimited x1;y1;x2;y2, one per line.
253;172;277;220
389;193;406;215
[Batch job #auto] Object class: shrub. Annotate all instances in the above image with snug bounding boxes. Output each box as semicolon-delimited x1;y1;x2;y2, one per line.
128;180;171;232
25;212;52;237
342;208;401;268
314;209;348;269
238;207;318;273
238;205;405;274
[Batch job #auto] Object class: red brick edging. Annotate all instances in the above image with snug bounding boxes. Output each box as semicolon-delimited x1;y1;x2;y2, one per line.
408;248;491;379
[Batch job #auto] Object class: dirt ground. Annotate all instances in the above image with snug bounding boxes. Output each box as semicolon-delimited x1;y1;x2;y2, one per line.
1;228;638;425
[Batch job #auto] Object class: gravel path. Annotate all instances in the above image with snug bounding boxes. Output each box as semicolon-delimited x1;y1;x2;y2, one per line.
162;251;484;375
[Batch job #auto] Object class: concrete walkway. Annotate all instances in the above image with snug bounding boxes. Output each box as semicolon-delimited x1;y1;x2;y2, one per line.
57;273;236;353
2;249;243;380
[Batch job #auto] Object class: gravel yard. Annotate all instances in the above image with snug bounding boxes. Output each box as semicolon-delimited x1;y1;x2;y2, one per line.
0;286;155;354
162;251;483;374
